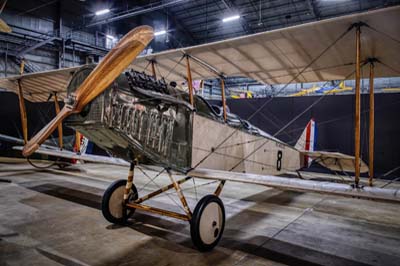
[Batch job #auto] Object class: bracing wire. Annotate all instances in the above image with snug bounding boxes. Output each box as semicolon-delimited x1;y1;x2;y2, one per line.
222;81;294;142
365;24;400;46
165;54;185;80
227;67;360;172
142;61;151;73
136;167;165;193
377;60;400;76
191;25;355;170
154;60;164;80
136;166;186;213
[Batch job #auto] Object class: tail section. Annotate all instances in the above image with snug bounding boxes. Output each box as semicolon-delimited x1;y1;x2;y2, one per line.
295;119;317;167
295;118;369;173
80;136;90;155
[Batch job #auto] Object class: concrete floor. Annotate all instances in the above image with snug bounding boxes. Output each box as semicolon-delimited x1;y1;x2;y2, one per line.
1;161;400;266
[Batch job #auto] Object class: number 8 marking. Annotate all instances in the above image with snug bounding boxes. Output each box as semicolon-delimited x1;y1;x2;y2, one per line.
276;150;283;171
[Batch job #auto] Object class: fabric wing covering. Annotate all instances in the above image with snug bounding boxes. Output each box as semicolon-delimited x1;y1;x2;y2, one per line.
130;6;400;85
0;66;80;102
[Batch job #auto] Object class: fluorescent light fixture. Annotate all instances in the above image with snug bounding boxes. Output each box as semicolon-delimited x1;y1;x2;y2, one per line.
154;30;167;36
95;9;110;16
222;14;240;23
106;34;115;40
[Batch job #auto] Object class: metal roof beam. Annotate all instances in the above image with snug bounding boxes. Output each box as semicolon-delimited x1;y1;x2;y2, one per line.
161;8;197;46
307;0;320;20
84;0;189;29
220;0;253;34
16;36;58;58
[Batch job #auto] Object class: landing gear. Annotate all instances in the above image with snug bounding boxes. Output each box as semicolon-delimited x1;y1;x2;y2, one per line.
190;195;225;251
100;162;227;251
101;179;138;224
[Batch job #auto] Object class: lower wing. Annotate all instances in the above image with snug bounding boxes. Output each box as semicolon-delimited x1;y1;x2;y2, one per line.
12;146;130;167
188;168;399;203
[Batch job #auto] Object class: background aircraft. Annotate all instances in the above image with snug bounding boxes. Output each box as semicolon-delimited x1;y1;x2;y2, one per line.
290;81;353;96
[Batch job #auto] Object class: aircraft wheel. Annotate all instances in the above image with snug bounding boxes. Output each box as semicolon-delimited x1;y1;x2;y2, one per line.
190;194;225;251
101;179;138;225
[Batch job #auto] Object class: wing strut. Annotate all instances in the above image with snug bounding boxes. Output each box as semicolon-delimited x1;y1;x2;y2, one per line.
17;80;28;144
185;55;194;106
368;59;376;186
354;23;362;186
74;131;81;153
150;59;157;80
17;60;28;144
220;78;227;122
53;93;63;149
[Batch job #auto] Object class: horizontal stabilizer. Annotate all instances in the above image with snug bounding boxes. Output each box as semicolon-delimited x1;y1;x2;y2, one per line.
300;150;368;173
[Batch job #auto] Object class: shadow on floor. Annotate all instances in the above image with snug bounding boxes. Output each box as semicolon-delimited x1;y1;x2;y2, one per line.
21;180;372;266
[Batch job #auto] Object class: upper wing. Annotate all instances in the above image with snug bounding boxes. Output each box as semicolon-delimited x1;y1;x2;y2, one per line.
131;6;400;85
301;150;369;173
0;66;81;102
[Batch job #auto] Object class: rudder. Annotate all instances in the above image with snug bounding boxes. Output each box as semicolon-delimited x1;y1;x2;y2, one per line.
295;119;317;167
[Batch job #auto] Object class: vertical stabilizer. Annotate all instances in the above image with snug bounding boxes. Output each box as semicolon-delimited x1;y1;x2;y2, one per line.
295;119;317;167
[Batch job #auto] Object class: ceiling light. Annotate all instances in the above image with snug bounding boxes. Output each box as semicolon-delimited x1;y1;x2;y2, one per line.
222;15;240;23
106;35;115;40
95;9;110;16
154;30;167;36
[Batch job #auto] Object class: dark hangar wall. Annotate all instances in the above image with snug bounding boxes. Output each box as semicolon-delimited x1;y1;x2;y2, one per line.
223;93;400;176
0;92;107;155
0;92;72;139
1;91;399;176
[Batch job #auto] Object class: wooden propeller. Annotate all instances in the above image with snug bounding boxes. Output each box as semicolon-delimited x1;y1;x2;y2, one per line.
22;25;154;157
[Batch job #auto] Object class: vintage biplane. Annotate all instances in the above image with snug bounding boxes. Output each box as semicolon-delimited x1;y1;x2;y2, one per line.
289;81;353;96
0;6;400;251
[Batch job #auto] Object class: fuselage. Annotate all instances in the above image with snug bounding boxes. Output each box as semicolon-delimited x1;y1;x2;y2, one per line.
65;65;302;175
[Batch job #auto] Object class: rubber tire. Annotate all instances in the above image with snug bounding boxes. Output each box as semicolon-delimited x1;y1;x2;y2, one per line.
190;194;225;251
101;179;138;225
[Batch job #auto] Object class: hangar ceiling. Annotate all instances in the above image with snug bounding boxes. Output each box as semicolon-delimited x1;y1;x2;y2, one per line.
0;0;400;95
3;0;400;49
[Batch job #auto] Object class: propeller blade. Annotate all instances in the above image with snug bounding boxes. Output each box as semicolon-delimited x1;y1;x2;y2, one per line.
22;106;72;157
22;25;154;157
74;25;154;110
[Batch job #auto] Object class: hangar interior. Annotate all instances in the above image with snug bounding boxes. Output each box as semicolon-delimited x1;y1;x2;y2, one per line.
0;1;400;265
